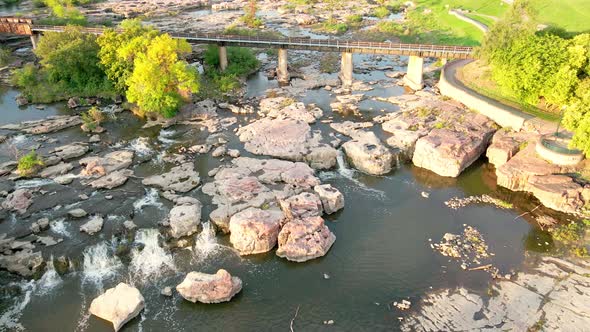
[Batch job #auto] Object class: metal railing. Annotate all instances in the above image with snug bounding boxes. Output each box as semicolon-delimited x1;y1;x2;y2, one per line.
30;24;474;57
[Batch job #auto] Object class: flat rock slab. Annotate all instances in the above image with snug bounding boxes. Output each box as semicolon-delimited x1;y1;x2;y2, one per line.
80;215;104;235
527;174;588;214
89;283;145;332
88;169;134;189
176;269;242;304
80;150;134;177
142;162;200;193
276;216;335;262
1;189;33;214
0;115;82;134
496;144;563;191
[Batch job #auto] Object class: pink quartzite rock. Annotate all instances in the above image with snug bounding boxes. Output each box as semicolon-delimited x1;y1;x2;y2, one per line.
527;175;587;214
276;216;336;262
229;207;286;255
496;144;562;192
279;192;323;219
89;283;145;332
2;189;33;214
413;128;494;177
314;184;344;214
176;269;242;304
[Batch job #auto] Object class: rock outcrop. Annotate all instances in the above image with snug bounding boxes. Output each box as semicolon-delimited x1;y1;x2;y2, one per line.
276;216;336;262
168;201;202;238
342;132;394;175
279;192;323;219
89;283;145;332
142;162;200;193
0;115;82;134
229;207;285;255
2;189;33;214
176;269;242;303
314;184;344;214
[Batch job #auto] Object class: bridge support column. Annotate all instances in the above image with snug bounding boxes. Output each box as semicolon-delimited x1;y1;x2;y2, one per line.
403;55;424;90
219;45;228;71
340;52;353;90
30;33;39;50
277;48;289;84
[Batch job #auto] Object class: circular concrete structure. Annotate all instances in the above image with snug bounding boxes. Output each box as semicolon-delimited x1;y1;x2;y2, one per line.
536;134;584;166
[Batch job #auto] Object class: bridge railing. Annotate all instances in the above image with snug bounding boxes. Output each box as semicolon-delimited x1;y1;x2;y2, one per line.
30;24;473;56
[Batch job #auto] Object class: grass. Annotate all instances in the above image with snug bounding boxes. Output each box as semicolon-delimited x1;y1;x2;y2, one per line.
457;61;561;122
17;151;44;176
533;0;590;33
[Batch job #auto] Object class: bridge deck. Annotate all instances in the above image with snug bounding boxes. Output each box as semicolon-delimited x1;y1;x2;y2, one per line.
0;17;474;59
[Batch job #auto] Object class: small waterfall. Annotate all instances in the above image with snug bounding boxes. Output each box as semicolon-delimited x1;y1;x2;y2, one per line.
133;188;164;212
193;222;225;263
50;218;70;237
82;242;123;287
394;153;401;169
158;129;177;145
36;257;62;296
130;229;176;281
128;137;154;158
336;149;356;179
0;281;35;332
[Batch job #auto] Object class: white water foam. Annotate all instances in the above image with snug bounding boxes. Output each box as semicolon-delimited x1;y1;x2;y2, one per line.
0;281;35;331
82;242;123;288
320;149;387;199
129;229;176;282
158;129;177;145
128;137;154;157
35;257;63;296
14;178;53;189
192;221;230;263
50;218;70;237
133;188;164;212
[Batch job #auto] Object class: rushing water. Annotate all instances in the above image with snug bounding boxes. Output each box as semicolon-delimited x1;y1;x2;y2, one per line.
0;30;565;331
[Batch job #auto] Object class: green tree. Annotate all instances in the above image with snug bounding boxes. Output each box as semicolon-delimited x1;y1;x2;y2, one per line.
126;34;199;118
35;26;110;94
97;19;159;93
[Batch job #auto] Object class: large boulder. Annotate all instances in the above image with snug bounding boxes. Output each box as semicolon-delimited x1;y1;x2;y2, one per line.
496;144;562;191
305;146;338;170
279;192;323;219
486;130;531;167
80;215;104;235
412;128;494;178
527;175;587;214
314;184;344;214
2;189;33;214
342;132;394;175
89;283;145;332
229;207;285;255
276;216;336;262
176;269;242;304
142;162;200;193
168;201;202;238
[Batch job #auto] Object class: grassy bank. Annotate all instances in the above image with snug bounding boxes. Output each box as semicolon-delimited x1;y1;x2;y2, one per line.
457;61;561;122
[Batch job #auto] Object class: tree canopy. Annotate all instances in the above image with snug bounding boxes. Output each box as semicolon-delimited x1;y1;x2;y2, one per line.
126;34;199;118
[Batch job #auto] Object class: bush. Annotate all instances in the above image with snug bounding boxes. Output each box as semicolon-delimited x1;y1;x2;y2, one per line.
373;6;390;19
321;20;348;34
346;14;363;24
17;151;44;176
0;46;12;67
81;106;105;130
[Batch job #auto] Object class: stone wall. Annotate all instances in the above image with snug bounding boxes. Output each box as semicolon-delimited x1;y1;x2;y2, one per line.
439;61;529;131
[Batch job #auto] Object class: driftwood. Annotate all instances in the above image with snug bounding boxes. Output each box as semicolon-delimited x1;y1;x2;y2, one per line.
468;264;492;271
290;305;300;332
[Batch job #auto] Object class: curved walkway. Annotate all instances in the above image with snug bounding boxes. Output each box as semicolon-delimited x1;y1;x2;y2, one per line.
440;59;532;130
448;9;489;33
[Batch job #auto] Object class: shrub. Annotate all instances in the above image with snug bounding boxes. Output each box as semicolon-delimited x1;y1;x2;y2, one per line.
346;14;363;24
0;46;12;66
373;6;390;19
17;151;44;176
81;106;105;130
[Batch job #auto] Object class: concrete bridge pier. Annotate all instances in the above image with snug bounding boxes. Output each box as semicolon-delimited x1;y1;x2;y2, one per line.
277;48;289;84
403;55;424;90
219;45;228;71
30;33;39;50
340;51;353;89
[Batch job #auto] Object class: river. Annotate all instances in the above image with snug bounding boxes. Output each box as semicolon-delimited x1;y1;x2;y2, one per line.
0;9;564;332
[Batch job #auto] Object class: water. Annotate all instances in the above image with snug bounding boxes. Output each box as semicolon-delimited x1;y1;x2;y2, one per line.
0;25;567;330
133;188;164;212
81;242;123;288
35;257;63;296
129;229;176;282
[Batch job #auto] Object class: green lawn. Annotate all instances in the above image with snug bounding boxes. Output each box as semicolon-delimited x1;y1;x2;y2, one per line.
399;0;590;46
534;0;590;33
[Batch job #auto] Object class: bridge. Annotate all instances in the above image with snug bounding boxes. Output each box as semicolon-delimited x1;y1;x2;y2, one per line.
1;17;474;90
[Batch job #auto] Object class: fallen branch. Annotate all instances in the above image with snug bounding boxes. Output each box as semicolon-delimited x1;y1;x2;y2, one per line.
513;204;541;221
468;264;492;271
290;305;300;332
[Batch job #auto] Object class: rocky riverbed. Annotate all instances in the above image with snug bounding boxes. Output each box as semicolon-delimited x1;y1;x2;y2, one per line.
1;1;589;331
